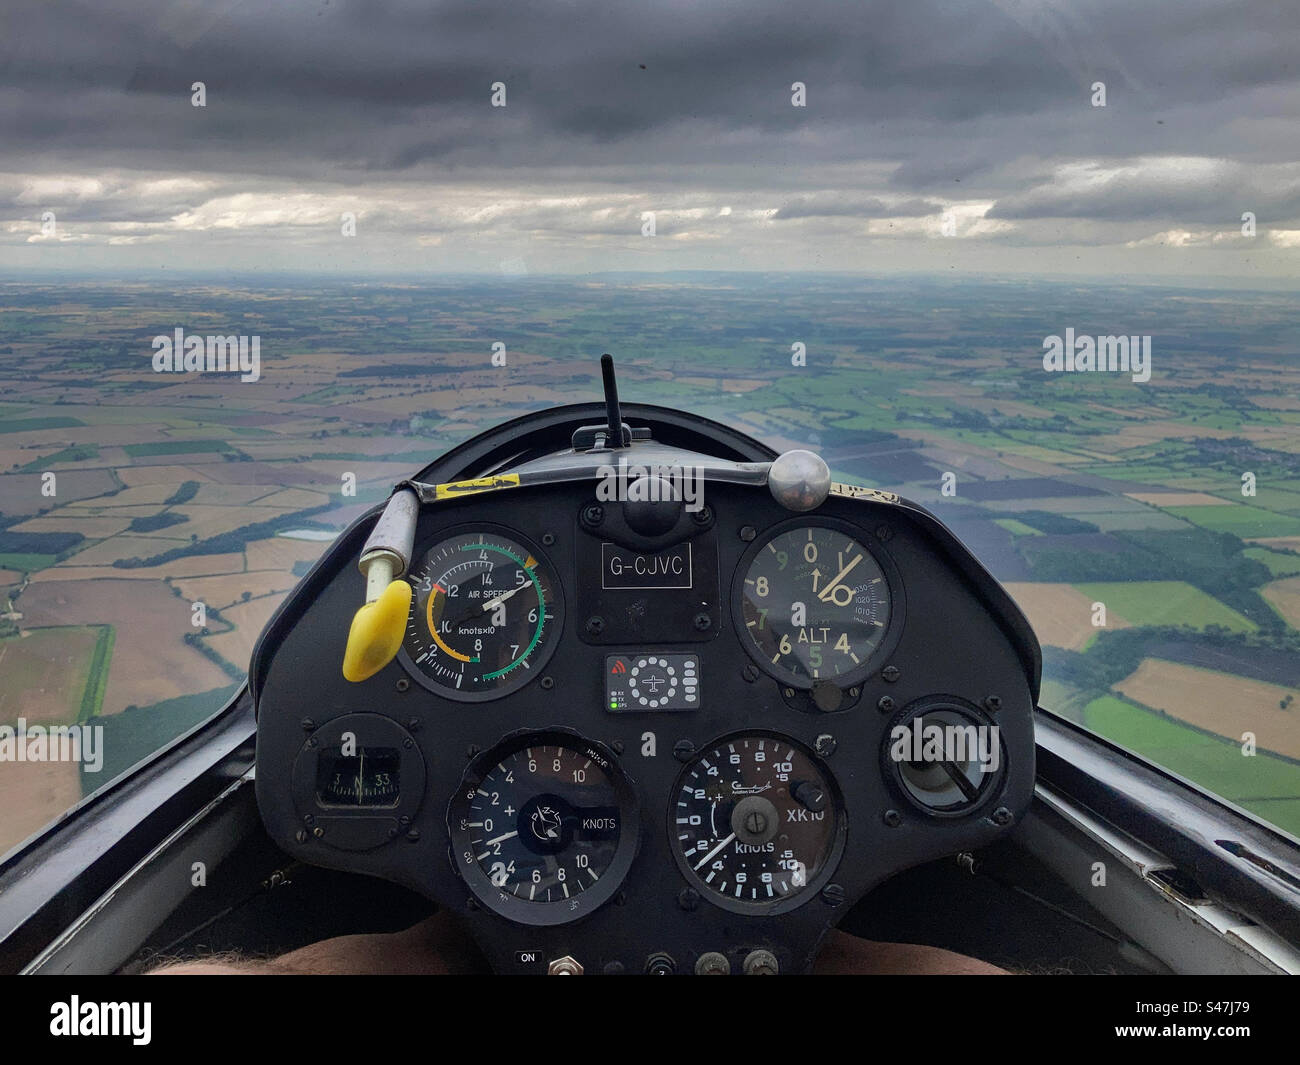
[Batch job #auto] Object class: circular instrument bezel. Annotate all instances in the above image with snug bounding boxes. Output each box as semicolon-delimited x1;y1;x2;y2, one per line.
731;516;905;691
447;729;640;927
668;730;846;916
397;523;564;702
290;713;426;851
882;696;1007;819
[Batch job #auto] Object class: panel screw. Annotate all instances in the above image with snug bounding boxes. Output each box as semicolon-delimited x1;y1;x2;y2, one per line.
783;687;796;699
693;612;711;631
611;739;624;755
882;665;900;683
678;888;701;912
992;807;1013;826
582;505;604;526
603;961;626;975
814;734;837;757
312;826;324;838
821;883;846;906
303;814;315;826
586;616;605;636
295;830;308;844
542;532;555;546
876;525;892;541
883;809;902;827
396;678;410;693
673;739;697;762
877;695;895;714
467;744;481;759
984;695;1002;713
307;737;318;748
402;737;414;749
408;717;420;732
399;816;410;826
739;525;757;541
848;687;860;699
692;505;713;525
742;664;759;683
300;718;315;731
406;828;420;841
541;676;555;690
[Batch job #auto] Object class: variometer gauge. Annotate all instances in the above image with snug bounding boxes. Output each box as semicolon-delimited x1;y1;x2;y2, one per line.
734;518;901;689
398;527;563;701
670;733;844;914
448;730;639;926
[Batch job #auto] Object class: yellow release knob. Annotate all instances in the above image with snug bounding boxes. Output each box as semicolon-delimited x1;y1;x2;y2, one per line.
342;578;412;682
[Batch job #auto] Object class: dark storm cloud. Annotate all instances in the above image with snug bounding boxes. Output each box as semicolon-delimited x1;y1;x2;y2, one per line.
2;0;1296;183
2;0;1299;273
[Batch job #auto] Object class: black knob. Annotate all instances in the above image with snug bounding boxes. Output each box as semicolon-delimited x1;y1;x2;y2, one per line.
623;475;682;536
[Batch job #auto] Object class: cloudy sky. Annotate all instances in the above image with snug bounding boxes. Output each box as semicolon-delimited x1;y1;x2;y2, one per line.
2;0;1298;279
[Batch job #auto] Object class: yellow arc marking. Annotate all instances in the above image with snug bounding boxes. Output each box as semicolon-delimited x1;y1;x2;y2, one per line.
426;585;472;662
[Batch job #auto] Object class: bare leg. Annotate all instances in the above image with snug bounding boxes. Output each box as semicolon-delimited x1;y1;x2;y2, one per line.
813;929;1008;974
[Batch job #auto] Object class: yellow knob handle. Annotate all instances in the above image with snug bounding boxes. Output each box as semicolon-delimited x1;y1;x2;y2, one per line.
342;578;412;682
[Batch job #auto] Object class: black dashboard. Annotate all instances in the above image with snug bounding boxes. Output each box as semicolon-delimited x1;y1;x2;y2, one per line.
251;419;1039;975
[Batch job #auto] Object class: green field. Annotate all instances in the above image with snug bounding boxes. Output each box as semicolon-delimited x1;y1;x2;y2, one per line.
0;552;57;572
78;625;114;721
1166;504;1300;539
994;518;1042;536
1244;546;1300;577
1073;580;1257;632
1083;695;1300;836
0;417;85;434
123;439;232;458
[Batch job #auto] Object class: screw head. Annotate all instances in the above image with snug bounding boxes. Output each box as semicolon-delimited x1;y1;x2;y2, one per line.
883;809;902;827
693;612;711;631
742;664;759;683
586;615;606;636
611;739;624;755
300;718;315;731
814;733;837;757
540;676;555;690
582;504;604;526
876;525;892;541
992;806;1013;826
692;505;713;526
984;695;1002;713
739;525;757;541
677;888;701;911
821;883;846;906
783;687;796;699
407;717;420;731
542;532;555;546
295;830;308;844
882;665;900;683
395;677;410;693
673;739;696;762
877;695;895;714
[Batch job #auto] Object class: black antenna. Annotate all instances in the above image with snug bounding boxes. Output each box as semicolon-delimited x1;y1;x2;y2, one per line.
600;353;627;448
